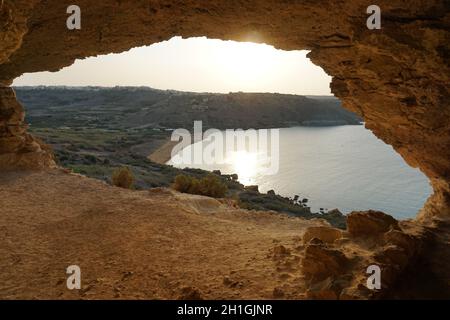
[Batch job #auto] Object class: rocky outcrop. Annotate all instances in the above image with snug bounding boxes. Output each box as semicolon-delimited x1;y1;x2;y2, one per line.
301;211;429;299
303;244;350;282
347;211;399;237
0;0;39;82
0;86;54;169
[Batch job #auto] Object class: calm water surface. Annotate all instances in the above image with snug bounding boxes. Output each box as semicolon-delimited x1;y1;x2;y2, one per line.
169;126;432;219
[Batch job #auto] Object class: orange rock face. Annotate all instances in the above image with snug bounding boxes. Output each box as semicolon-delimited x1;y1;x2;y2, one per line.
347;211;399;237
0;0;448;220
0;87;55;169
301;210;432;299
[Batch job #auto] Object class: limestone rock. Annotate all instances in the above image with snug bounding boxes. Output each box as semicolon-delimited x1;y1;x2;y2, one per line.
374;245;410;267
306;277;339;300
178;286;202;300
272;245;291;259
302;244;349;281
347;211;399;237
383;229;418;256
303;226;343;244
340;284;374;300
272;287;285;298
0;87;55;170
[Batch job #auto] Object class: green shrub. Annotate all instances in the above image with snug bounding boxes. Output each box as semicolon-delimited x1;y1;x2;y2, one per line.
199;174;228;198
172;174;193;193
172;174;227;198
112;166;134;189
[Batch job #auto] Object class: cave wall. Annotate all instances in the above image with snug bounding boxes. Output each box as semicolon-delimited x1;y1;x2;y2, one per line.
0;0;449;220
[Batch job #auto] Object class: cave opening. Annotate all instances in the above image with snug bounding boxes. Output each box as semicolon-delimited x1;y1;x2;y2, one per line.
11;36;432;220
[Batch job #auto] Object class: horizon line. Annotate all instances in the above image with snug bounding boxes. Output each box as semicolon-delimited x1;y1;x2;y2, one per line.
12;85;335;97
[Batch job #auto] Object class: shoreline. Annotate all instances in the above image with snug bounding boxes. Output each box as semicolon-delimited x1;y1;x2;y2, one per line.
148;123;363;165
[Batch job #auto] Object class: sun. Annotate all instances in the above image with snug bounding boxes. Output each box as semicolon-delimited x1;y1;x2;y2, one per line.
216;41;281;87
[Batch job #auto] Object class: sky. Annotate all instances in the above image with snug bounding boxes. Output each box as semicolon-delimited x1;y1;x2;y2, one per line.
13;36;332;95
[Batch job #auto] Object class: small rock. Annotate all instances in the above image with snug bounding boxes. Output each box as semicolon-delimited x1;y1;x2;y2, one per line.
273;287;285;298
178;286;202;300
121;271;134;280
223;276;233;286
273;245;291;258
303;226;343;244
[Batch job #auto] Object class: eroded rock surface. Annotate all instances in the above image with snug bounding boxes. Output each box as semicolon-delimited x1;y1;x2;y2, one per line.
301;210;431;299
0;87;54;169
302;226;343;244
347;211;399;237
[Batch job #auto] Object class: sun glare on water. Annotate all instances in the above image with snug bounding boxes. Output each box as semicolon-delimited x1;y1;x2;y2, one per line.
226;150;260;185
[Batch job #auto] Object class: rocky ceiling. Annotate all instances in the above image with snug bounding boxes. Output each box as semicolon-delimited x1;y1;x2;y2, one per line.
0;0;449;220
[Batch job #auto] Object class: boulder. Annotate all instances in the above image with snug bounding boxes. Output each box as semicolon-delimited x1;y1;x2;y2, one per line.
272;245;291;258
303;226;343;244
177;286;202;300
347;211;399;237
302;244;349;281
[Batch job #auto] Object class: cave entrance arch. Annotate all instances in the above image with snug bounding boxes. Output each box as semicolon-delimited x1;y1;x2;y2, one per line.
11;36;432;220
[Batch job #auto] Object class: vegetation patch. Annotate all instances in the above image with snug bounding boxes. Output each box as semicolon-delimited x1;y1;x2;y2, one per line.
112;166;135;189
173;174;227;198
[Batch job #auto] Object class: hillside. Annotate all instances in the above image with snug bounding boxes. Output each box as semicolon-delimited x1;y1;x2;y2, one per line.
15;86;362;130
4;86;362;228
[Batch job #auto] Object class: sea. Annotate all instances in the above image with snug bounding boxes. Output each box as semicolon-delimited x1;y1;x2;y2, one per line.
169;125;432;219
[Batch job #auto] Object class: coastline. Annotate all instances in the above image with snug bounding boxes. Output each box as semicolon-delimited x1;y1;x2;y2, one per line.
148;122;363;165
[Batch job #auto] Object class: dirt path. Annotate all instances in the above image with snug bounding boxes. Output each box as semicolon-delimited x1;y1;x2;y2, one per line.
147;139;179;164
0;169;321;299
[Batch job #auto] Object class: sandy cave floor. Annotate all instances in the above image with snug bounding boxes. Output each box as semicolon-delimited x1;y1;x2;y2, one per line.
0;169;326;299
